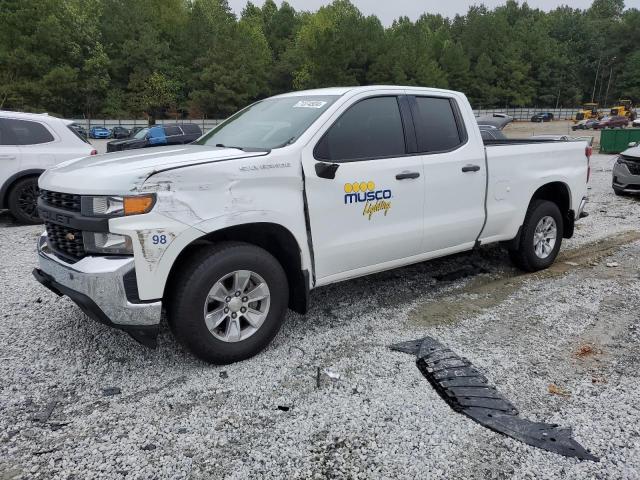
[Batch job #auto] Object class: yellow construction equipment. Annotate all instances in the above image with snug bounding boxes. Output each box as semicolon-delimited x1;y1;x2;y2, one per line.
575;103;601;122
609;99;636;119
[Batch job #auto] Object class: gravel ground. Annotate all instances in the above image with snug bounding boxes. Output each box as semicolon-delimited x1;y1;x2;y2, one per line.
1;153;639;479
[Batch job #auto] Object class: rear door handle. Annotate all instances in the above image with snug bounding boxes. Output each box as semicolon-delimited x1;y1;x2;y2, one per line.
396;171;420;180
461;164;481;172
0;155;17;160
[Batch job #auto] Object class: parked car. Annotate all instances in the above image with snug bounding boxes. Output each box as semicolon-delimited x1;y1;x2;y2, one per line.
129;126;144;137
69;123;88;138
531;112;554;122
571;119;599;131
478;124;507;141
476;113;513;129
106;123;202;152
632;118;640;128
0;111;96;223
593;116;629;130
111;126;130;139
612;143;640;196
89;126;111;139
33;86;591;363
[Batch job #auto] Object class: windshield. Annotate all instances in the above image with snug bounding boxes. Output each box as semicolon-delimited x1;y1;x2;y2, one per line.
196;95;339;150
133;127;149;139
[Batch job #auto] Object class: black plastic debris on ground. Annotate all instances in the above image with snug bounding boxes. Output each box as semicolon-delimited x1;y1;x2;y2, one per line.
390;337;599;461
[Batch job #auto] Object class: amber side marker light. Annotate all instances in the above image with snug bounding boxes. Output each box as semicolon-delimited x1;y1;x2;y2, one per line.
124;195;155;215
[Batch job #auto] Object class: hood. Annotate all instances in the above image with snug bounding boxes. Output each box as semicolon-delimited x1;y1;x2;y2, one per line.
39;145;268;195
621;145;640;158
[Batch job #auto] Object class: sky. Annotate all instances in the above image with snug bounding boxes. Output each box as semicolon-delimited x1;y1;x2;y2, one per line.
228;0;640;25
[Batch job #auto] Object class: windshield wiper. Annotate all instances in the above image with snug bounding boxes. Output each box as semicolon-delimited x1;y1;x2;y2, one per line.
215;143;269;153
215;143;244;150
272;136;296;149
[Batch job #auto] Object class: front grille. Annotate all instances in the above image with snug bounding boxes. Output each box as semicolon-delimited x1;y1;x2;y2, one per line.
620;156;640;175
45;222;85;260
40;190;81;212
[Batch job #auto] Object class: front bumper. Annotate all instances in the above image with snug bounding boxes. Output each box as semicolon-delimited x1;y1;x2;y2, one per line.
33;233;162;347
612;162;640;194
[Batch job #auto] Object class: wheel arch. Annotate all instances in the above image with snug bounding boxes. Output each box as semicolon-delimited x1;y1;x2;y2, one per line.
0;169;44;208
505;181;574;250
529;181;574;239
164;222;310;315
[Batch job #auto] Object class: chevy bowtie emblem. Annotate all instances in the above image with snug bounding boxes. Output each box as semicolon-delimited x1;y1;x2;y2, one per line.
65;232;76;241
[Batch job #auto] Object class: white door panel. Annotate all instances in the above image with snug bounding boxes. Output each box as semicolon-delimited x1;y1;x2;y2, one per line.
0;146;22;185
301;93;425;280
304;157;424;279
422;146;486;251
407;94;486;252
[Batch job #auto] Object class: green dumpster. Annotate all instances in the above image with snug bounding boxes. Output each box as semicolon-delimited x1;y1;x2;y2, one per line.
599;128;640;154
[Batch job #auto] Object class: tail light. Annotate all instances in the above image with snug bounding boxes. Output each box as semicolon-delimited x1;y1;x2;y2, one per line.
585;145;592;183
90;149;98;156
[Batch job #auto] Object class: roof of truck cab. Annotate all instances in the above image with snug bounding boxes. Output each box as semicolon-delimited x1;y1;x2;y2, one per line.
272;85;458;98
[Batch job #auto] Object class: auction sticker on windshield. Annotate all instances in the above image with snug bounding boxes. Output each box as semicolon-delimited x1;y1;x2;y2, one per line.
293;100;327;109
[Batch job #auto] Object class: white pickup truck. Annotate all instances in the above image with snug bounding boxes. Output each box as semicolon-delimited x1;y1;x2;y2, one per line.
33;86;591;364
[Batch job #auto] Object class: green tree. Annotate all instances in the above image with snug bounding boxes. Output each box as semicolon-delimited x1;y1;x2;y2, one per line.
289;0;384;89
80;44;111;121
439;41;470;92
618;51;640;102
137;72;179;123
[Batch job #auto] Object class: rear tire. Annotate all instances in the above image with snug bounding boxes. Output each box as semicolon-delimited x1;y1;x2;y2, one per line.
8;177;42;225
168;242;289;364
509;200;563;272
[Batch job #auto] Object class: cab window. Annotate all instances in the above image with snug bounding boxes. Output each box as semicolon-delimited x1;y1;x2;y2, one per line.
314;96;406;162
412;97;465;153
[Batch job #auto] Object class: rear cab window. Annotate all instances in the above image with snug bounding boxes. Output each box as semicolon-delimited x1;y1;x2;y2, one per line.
411;96;467;153
0;118;55;145
314;96;406;162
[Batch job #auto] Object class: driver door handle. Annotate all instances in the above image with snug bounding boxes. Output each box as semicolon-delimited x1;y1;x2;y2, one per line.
461;164;481;172
396;171;420;180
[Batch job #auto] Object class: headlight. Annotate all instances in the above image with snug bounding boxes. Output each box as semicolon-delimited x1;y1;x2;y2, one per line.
84;232;133;255
81;194;155;217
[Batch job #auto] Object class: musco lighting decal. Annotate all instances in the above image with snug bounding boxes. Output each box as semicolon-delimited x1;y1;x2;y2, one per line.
344;181;392;220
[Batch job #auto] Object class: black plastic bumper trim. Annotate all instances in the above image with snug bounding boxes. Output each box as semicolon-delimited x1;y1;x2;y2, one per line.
390;336;599;461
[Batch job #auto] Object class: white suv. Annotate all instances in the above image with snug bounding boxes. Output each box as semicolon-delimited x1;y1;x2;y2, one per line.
0;111;96;223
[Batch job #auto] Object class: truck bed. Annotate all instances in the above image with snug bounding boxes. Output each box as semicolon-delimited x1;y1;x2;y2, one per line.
479;138;589;245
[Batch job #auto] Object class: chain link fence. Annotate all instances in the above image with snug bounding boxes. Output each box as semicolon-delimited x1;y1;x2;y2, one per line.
72;107;582;132
71;118;224;133
473;107;579;121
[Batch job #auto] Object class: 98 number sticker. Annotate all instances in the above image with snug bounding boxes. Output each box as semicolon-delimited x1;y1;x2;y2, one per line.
152;234;167;245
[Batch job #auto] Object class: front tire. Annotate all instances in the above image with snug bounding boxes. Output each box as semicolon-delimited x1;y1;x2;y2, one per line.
509;200;563;272
8;177;42;224
168;242;289;364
